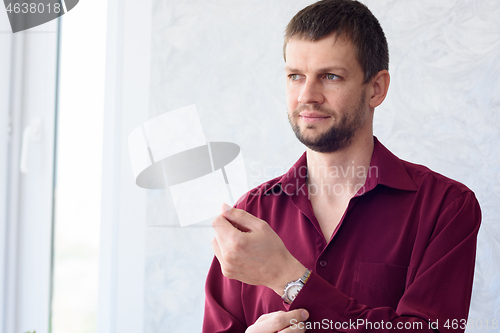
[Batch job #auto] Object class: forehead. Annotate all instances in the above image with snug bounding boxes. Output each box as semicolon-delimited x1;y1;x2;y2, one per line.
285;34;361;74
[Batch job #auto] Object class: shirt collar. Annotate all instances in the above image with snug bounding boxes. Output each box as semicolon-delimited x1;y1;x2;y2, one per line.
264;136;417;196
364;137;417;193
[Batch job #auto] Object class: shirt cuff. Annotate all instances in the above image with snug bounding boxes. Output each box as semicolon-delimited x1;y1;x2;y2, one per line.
287;271;350;323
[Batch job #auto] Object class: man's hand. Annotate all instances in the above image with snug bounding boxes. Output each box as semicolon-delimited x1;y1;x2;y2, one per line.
211;203;306;295
246;309;309;333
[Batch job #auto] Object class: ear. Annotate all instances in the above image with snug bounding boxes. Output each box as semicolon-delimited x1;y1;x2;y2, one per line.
368;70;390;108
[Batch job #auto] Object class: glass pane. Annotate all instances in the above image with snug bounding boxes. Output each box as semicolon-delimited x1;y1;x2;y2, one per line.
51;1;107;332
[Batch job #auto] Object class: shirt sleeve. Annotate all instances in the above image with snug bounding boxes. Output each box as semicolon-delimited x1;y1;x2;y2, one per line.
202;257;247;333
203;195;250;333
288;191;481;332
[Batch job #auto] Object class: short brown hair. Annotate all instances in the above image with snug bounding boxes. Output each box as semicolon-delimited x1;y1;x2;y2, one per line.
284;0;388;83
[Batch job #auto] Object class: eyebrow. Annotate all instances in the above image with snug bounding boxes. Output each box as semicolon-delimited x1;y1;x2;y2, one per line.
284;66;348;73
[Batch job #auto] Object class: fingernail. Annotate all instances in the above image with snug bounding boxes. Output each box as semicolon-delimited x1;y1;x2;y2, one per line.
301;310;309;320
222;203;232;212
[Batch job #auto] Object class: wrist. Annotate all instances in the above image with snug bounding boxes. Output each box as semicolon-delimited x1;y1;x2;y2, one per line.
270;261;307;296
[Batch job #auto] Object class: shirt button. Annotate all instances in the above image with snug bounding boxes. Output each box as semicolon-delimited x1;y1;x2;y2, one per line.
319;260;327;267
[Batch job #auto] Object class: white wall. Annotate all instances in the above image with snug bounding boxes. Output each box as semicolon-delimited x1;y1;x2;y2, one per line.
105;0;500;332
369;2;500;328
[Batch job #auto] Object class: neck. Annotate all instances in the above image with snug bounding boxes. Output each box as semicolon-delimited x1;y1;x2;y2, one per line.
306;134;374;199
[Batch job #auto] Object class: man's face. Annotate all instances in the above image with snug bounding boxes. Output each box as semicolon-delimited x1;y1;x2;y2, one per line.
285;34;370;153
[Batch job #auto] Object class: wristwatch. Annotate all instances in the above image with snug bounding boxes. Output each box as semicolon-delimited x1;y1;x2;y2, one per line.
282;268;311;304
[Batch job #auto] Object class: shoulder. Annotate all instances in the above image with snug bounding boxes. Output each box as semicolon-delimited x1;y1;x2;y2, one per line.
234;174;283;210
403;159;471;193
400;159;480;218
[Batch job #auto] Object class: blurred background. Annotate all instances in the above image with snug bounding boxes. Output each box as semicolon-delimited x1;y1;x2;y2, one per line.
0;0;499;332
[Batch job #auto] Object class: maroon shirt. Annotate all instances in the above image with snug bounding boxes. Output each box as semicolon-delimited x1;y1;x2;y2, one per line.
203;137;481;332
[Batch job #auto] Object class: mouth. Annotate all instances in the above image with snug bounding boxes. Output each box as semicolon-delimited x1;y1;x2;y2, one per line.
299;111;331;124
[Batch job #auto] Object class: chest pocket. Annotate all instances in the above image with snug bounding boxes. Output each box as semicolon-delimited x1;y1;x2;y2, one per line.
351;261;408;310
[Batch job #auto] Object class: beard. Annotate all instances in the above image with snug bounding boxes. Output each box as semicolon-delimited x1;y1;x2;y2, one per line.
288;93;366;153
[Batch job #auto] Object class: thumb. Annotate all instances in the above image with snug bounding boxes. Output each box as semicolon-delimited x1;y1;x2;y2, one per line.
221;202;232;213
220;203;258;232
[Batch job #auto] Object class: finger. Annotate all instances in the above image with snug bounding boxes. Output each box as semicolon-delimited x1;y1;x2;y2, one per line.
212;215;243;258
280;309;309;332
212;214;239;240
250;309;309;332
213;222;231;256
221;206;260;232
280;324;307;332
211;237;221;260
279;323;307;332
220;203;252;232
221;202;232;213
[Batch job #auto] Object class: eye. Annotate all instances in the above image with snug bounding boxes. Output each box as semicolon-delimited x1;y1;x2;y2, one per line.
325;73;339;80
288;74;303;81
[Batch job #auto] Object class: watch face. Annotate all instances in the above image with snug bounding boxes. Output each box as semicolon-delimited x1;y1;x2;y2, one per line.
287;284;302;301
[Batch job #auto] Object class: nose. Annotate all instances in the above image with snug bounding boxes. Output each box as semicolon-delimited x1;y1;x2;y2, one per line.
298;79;324;105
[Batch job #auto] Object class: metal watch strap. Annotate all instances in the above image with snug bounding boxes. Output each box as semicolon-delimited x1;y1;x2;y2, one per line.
282;268;311;304
300;268;311;284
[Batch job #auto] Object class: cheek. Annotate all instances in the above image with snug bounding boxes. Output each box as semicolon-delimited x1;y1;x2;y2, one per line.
285;89;296;109
324;90;352;110
286;82;301;101
286;102;294;120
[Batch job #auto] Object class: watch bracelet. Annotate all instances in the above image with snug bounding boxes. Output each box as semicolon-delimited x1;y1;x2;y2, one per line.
301;268;311;284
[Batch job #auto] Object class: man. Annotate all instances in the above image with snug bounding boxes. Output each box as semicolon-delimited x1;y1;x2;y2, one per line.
203;0;481;332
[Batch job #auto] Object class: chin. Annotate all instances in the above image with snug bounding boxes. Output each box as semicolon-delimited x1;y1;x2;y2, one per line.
301;125;327;136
